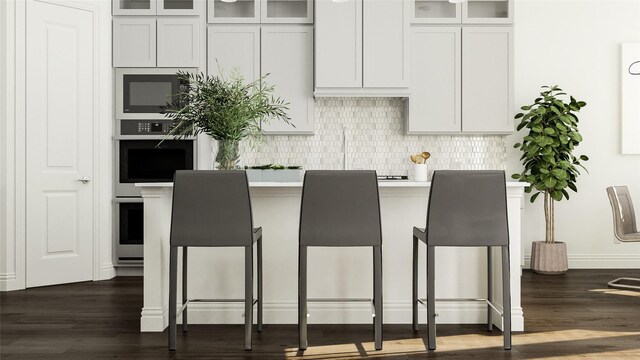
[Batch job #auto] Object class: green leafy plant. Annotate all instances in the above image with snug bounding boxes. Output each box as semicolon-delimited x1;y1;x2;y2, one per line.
512;86;588;243
163;69;291;169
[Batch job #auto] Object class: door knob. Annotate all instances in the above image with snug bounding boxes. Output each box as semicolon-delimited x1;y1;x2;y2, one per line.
77;177;91;184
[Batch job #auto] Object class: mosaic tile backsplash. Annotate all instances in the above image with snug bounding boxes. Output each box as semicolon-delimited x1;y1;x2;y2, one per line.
238;98;507;176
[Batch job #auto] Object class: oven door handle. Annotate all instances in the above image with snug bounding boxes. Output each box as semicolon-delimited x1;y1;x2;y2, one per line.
76;177;91;184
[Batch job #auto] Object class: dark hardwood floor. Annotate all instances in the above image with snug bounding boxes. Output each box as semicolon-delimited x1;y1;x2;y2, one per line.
3;270;640;359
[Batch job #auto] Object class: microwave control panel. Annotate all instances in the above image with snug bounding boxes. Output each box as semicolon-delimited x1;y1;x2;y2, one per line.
120;120;173;136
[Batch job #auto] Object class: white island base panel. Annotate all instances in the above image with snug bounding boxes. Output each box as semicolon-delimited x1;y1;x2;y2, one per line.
137;181;525;332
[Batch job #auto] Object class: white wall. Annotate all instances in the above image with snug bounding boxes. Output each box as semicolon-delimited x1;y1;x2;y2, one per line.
508;0;640;268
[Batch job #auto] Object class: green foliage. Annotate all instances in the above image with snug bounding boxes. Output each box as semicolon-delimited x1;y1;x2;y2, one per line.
511;86;588;203
163;69;291;144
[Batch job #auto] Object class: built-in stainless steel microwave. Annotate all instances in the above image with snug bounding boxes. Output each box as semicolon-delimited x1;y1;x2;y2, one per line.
116;68;195;119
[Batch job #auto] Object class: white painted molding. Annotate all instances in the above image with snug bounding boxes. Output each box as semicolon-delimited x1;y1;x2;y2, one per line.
146;301;524;331
100;263;116;280
524;254;640;269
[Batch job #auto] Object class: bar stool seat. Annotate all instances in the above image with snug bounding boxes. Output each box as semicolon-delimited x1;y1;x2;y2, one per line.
168;170;263;351
412;170;511;351
298;170;383;351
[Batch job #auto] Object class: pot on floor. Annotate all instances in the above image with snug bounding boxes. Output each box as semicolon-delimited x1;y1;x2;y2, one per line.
530;241;568;275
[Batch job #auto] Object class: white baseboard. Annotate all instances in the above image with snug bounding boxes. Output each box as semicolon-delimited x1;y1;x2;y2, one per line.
115;266;143;277
0;272;22;291
524;254;640;269
99;263;116;280
140;301;524;332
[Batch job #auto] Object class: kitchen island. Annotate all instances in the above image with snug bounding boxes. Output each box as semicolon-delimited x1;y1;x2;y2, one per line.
137;181;526;332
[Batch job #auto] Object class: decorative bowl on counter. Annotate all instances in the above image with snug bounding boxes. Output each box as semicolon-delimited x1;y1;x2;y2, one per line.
245;165;303;182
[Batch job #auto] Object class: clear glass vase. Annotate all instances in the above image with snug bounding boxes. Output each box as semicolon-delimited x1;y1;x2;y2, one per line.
215;139;240;170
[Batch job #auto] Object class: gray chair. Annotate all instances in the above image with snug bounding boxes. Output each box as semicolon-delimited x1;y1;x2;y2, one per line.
412;170;511;350
606;186;640;290
168;170;263;351
298;170;383;351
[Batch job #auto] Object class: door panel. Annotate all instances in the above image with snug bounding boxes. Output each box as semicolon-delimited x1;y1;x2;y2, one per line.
26;0;94;288
207;26;260;82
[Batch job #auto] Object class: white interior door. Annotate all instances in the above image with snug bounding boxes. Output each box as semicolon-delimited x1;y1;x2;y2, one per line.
26;0;95;288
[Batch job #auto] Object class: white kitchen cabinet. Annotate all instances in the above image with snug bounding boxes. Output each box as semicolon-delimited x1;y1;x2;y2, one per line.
207;26;260;82
363;0;410;88
114;0;202;15
405;27;461;133
113;0;156;16
406;25;513;134
113;18;157;67
261;0;313;24
207;0;260;23
461;26;514;133
462;0;513;24
157;0;202;15
157;19;201;67
410;0;512;24
314;0;362;89
261;26;314;134
315;0;409;96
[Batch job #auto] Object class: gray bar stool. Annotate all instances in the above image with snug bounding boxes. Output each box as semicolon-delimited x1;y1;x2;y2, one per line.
298;170;383;351
412;170;511;350
606;186;640;290
168;170;263;351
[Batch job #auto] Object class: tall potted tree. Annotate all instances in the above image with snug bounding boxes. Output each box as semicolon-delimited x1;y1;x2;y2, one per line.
163;69;291;170
512;86;588;274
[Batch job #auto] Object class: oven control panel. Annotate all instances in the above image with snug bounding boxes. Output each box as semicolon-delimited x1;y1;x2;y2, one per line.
120;120;173;136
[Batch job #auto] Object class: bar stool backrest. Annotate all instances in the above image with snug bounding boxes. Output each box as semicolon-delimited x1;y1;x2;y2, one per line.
300;170;382;247
606;186;638;237
427;170;509;247
170;170;254;247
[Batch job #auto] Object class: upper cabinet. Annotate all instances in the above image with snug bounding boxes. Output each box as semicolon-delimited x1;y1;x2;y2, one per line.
208;25;314;134
315;0;410;96
207;0;312;23
113;18;201;67
114;0;202;16
411;0;512;24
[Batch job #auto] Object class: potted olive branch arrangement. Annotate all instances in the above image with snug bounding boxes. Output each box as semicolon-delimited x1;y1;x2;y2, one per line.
163;69;291;170
512;86;588;274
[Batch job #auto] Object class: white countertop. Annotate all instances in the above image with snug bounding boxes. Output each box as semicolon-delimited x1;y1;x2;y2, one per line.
136;181;528;188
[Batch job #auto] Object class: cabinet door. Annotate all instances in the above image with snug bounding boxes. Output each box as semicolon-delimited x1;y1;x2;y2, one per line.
363;0;410;88
406;27;461;133
157;0;202;15
113;0;157;15
315;0;362;88
157;18;201;67
462;0;513;24
411;0;461;24
462;27;514;133
113;18;156;67
261;0;313;24
261;26;314;134
207;26;260;83
207;0;260;23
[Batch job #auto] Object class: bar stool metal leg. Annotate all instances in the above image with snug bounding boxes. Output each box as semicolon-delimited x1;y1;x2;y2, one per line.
487;247;493;332
298;245;308;350
412;236;419;332
168;246;178;351
502;246;512;350
427;245;436;351
257;237;263;332
373;246;383;350
182;247;188;333
244;246;254;351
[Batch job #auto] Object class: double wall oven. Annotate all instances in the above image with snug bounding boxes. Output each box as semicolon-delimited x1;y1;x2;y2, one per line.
114;68;196;265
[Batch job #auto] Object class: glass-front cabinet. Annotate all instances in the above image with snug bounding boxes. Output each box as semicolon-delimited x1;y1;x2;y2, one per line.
113;0;201;15
411;0;512;24
412;0;461;24
207;0;312;24
261;0;313;24
208;0;260;23
462;0;512;24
